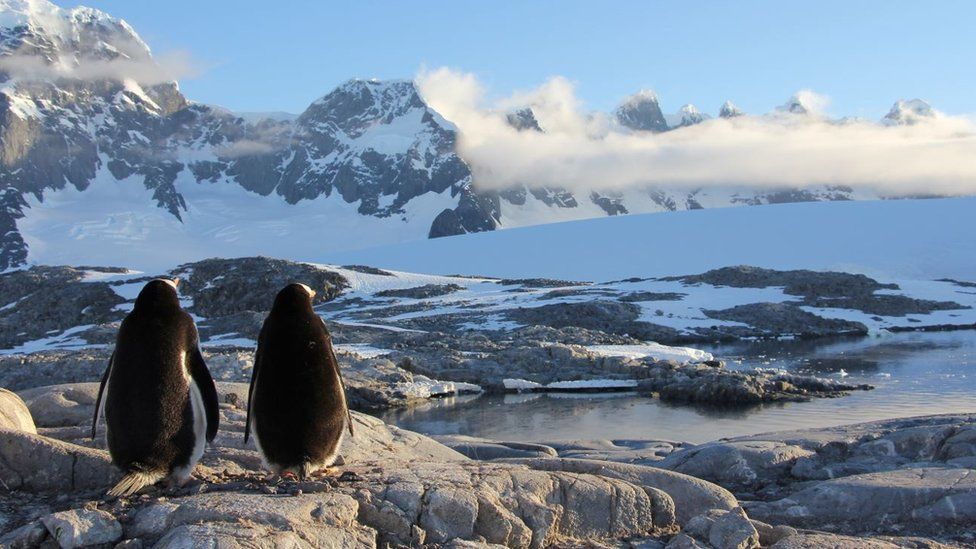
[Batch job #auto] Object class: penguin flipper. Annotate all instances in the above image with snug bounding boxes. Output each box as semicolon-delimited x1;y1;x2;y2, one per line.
189;347;220;442
244;344;263;445
91;351;114;441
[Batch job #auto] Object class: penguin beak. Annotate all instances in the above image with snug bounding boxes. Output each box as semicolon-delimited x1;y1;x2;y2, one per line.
171;278;181;288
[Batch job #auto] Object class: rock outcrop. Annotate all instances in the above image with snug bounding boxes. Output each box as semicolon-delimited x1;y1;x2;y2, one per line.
0;387;34;433
1;384;970;547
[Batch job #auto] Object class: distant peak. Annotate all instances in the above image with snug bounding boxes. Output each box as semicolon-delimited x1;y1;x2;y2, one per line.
778;90;829;116
0;0;121;33
666;103;710;128
616;89;668;132
719;100;743;118
883;98;939;125
337;78;415;91
506;107;543;132
0;0;151;63
620;89;660;106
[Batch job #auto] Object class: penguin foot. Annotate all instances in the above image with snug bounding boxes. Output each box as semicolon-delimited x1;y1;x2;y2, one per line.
311;467;339;479
280;471;300;482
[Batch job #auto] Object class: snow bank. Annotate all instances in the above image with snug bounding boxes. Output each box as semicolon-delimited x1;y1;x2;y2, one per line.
334;344;394;359
503;378;639;392
395;375;482;399
586;343;714;363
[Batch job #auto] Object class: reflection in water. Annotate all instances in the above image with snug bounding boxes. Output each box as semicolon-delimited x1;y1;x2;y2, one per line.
377;331;976;444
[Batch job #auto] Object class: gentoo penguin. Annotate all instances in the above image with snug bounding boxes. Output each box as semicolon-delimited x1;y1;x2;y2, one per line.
91;278;219;497
245;283;354;479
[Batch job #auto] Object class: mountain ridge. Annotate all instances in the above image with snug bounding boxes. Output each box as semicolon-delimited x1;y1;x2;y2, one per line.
0;0;944;270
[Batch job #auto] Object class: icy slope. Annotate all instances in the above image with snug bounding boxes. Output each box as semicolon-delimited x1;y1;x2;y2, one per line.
327;197;976;281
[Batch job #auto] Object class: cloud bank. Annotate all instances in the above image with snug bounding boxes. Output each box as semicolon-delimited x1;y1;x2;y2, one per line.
0;50;199;86
417;67;976;197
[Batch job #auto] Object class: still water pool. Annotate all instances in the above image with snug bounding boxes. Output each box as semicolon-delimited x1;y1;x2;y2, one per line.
378;331;976;444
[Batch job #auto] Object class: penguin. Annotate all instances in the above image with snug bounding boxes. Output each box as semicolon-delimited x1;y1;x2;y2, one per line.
244;283;354;479
91;278;219;497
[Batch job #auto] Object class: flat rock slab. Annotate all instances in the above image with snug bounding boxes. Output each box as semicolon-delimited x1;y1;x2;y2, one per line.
502;457;738;525
748;467;976;535
652;413;976;501
433;435;559;460
542;439;685;464
771;533;956;548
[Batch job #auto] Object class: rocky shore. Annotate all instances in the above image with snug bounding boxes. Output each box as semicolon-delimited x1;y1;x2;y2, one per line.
2;383;973;547
5;257;976;411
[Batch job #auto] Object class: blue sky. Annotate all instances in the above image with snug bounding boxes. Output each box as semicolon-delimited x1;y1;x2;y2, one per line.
72;0;975;117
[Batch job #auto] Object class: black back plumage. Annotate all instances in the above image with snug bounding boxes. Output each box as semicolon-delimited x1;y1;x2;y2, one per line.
245;284;352;471
91;280;219;474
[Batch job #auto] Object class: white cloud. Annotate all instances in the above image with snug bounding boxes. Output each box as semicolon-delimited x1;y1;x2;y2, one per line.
0;50;201;86
417;67;976;197
214;139;277;158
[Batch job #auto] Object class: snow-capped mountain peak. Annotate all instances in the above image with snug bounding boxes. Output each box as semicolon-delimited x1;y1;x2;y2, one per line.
719;100;743;118
616;89;668;132
883;99;939;126
0;0;151;65
506;107;543;132
666;103;710;128
0;1;928;272
777;91;828;117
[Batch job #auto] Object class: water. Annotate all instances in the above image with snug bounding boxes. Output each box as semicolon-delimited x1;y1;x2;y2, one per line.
378;331;976;444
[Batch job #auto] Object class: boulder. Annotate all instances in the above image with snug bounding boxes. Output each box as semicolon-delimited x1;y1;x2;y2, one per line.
159;491;373;548
655;441;815;491
706;508;759;549
41;508;122;549
682;508;759;549
17;383;100;428
0;428;117;491
0;521;48;548
665;533;709;548
351;460;665;547
0;388;35;433
501;458;737;525
126;502;178;539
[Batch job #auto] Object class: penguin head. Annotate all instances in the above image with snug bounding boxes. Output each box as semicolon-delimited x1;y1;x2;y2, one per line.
271;283;317;314
133;278;182;311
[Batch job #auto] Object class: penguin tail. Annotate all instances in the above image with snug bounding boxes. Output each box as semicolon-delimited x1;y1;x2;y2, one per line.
107;469;166;498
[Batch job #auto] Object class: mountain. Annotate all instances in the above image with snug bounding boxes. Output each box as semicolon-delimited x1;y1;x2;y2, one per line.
883;99;938;126
615;90;669;132
0;0;500;269
718;100;744;118
665;103;709;128
506;107;543;132
0;0;932;271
